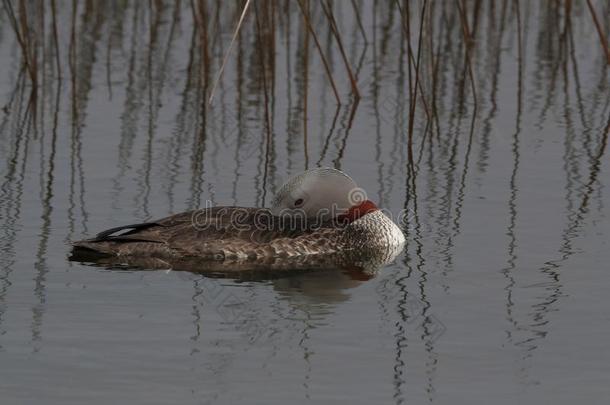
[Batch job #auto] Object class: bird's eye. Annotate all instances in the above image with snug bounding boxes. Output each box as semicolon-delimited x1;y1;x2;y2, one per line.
294;198;304;207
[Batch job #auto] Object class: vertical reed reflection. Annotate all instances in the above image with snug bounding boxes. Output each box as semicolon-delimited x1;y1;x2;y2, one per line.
501;0;523;377
0;1;609;397
30;78;61;351
0;70;30;349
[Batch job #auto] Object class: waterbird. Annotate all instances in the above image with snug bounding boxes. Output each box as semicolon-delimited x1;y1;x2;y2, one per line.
71;168;405;271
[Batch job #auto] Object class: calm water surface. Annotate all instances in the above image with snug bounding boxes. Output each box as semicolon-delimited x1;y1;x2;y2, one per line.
0;2;609;404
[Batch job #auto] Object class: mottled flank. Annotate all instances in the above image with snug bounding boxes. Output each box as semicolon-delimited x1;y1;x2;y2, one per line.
71;207;405;271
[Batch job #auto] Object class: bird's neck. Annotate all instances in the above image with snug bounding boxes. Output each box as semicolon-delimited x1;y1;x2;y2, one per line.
339;200;378;223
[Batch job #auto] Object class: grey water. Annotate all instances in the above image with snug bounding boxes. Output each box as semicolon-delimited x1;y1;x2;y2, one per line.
0;2;609;404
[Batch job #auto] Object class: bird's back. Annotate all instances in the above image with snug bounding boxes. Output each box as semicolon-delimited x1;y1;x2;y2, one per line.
72;207;345;260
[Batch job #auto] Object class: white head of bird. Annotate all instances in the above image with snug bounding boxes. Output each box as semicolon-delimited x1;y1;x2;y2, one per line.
271;167;376;221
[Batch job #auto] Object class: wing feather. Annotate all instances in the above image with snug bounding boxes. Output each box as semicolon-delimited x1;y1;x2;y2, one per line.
72;207;343;259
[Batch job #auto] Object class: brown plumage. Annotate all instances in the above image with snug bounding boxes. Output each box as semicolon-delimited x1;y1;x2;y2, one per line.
70;168;406;273
72;207;348;261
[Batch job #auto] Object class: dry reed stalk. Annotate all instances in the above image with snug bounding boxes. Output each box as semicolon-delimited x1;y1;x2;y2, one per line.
37;1;44;103
192;0;211;94
50;0;61;79
254;0;273;198
406;0;427;166
586;0;610;65
302;0;310;168
514;0;522;70
3;0;37;86
68;0;77;121
208;0;252;105
429;0;443;141
560;0;571;59
350;0;368;43
514;0;523;148
407;43;431;125
456;0;477;110
297;0;341;104
18;0;38;88
400;0;414;107
320;0;361;99
269;0;276;98
254;1;271;136
470;0;482;39
395;0;422;165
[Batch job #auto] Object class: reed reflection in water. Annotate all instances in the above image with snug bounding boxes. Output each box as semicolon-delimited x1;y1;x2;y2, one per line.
0;1;609;404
